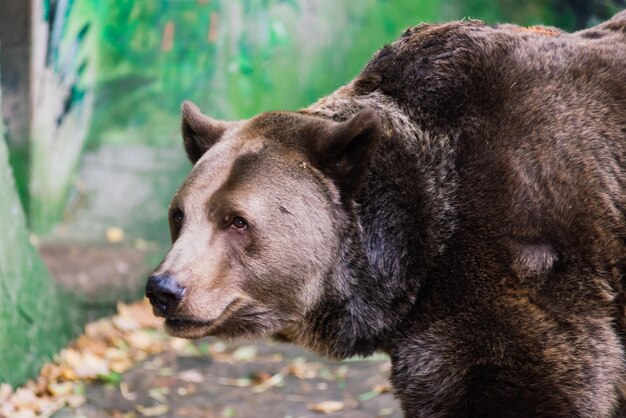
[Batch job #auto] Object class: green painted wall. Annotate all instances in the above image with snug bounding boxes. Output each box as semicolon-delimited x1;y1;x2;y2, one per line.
0;76;83;387
80;0;440;147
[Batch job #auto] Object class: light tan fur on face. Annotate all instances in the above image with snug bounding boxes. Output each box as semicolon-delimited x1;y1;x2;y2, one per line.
153;118;338;339
153;126;262;335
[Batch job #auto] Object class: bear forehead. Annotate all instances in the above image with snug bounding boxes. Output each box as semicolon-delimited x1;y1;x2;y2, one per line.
242;110;331;148
176;140;310;209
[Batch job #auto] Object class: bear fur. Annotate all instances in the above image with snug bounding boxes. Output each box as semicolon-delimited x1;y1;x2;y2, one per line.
148;11;626;417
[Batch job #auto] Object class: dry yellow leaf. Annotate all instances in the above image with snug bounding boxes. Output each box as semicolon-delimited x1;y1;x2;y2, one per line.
117;300;163;329
126;330;156;351
113;314;140;332
137;403;169;416
61;349;110;379
106;226;125;243
47;382;73;397
0;383;13;402
373;382;393;394
65;393;86;408
11;387;39;410
232;345;257;362
120;382;138;401
178;369;204;383
308;400;345;414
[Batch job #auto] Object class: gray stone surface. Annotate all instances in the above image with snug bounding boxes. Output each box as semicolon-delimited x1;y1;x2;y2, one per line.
58;339;402;418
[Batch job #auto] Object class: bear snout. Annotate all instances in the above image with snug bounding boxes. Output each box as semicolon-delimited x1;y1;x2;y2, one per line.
145;274;186;317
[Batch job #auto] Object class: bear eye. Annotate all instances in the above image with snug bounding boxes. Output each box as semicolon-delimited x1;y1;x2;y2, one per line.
171;208;184;225
231;216;248;230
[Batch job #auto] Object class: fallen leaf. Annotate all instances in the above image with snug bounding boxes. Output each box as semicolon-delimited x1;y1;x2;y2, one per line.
110;357;133;374
65;393;86;408
11;409;37;418
288;357;322;379
74;336;109;357
250;367;289;393
38;397;65;416
84;318;118;340
137;404;169;416
74;351;110;379
47;382;74;397
113;314;140;332
157;367;174;377
106;227;125;243
316;382;329;391
117;300;163;329
232;345;257;362
373;383;392;394
0;403;16;418
169;337;198;355
308;400;345;414
184;384;198;395
148;387;170;403
120;382;137;401
0;383;12;402
178;369;204;383
11;387;39;410
217;377;252;387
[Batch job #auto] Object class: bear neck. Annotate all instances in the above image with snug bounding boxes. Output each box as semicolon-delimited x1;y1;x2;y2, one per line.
300;89;459;359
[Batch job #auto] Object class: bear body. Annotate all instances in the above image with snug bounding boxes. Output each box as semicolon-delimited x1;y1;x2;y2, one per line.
147;12;626;417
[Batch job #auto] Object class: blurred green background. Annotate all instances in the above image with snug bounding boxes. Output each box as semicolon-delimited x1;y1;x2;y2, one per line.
0;0;624;386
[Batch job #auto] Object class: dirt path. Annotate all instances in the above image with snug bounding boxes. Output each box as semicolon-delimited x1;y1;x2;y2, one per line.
57;339;401;418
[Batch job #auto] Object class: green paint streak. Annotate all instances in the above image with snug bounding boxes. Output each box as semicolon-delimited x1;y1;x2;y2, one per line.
0;81;83;387
7;146;30;215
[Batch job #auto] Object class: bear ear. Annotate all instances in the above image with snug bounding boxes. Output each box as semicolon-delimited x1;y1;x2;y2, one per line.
181;101;233;164
308;109;384;197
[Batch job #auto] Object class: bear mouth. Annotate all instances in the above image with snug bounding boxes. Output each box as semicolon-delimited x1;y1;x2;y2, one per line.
163;298;245;337
163;317;215;338
165;318;213;328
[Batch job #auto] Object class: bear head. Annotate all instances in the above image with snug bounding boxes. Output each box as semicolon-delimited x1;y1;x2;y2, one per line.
146;101;383;343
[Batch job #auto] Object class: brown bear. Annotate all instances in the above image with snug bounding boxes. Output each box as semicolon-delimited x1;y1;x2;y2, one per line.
146;11;626;417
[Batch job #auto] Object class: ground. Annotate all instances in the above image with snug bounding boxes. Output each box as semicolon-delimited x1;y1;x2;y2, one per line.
57;336;401;418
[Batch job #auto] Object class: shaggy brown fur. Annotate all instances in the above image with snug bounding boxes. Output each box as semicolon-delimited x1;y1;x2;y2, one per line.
147;11;626;417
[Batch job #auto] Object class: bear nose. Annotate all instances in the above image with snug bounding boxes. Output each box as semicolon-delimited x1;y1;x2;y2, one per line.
145;274;185;316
